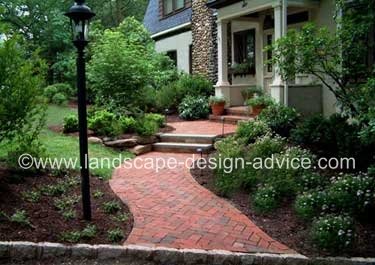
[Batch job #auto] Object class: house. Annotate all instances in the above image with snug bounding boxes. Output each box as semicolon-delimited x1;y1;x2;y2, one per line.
144;0;364;116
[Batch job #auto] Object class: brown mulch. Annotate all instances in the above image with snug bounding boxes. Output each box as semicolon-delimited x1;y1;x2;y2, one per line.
0;166;133;245
190;159;375;257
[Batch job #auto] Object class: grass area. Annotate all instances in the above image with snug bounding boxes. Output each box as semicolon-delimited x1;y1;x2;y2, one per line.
0;104;133;179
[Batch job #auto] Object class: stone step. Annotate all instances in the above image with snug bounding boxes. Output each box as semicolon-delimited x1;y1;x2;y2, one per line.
209;114;253;125
226;106;252;116
152;142;213;153
158;133;217;144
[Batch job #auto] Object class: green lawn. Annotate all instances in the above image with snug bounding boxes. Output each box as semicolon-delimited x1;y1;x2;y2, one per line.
0;104;133;179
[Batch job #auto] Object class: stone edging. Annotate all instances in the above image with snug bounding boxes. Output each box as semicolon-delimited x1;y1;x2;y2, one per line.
0;241;374;265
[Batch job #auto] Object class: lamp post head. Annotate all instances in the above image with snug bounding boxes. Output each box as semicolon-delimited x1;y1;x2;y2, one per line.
65;1;95;46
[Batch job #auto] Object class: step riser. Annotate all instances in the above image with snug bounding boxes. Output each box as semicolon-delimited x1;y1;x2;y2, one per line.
159;136;214;144
226;109;251;116
209;115;250;125
152;146;213;153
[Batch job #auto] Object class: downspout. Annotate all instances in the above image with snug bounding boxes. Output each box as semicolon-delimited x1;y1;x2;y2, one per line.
282;0;288;106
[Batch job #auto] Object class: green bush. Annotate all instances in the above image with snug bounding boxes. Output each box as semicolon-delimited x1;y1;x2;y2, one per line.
295;190;328;219
103;201;121;214
44;85;58;102
178;95;209;120
107;228;124;243
120;116;137;133
88;110;121;137
63;114;79;133
145;113;166;128
258;104;300;137
135;118;159;136
252;185;278;213
51;92;67;106
44;83;74;103
311;215;354;251
156;74;213;112
246;95;275;107
297;171;328;192
235;120;271;144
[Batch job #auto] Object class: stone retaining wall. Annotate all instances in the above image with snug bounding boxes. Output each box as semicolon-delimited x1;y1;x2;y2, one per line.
1;242;374;265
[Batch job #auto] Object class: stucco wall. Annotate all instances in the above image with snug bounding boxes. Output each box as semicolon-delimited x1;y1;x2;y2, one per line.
155;30;192;73
311;0;338;116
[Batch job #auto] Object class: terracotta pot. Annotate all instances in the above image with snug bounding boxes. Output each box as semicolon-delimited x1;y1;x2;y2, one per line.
211;102;226;116
252;105;265;116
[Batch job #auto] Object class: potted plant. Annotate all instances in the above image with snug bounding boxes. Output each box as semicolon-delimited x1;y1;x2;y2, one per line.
228;61;255;77
209;96;226;116
246;95;274;115
241;86;264;102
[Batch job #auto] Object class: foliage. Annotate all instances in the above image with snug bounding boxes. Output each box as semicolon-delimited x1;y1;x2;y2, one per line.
0;38;46;143
103;201;121;215
51;93;67;106
112;213;129;223
155;74;213;112
22;191;41;203
10;210;31;227
60;224;98;243
252;185;278;213
144;113;166;128
93;190;104;199
88;110;122;137
258;104;300;137
178;96;210;120
209;96;226;105
241;86;264;100
107;228;124;243
235;120;271;145
63;114;79;133
88;18;176;112
311;215;354;251
81;225;97;239
246;95;275;108
119;117;137;133
134;117;159;137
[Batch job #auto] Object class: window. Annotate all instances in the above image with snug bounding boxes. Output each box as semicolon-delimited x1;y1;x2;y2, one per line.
233;29;256;74
166;50;177;67
163;0;185;16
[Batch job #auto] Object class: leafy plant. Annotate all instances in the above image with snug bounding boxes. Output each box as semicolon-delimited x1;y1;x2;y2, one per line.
62;209;76;220
107;228;124;243
54;195;80;212
135;117;159;136
258;104;300;137
119;116;137;133
60;231;81;243
235;120;271;144
112;213;129;222
51;92;67;106
209;96;226;105
144;113;166;128
103;201;121;214
81;224;97;239
241;86;264;100
63;114;79;133
88;109;121;137
252;185;278;213
93;190;104;198
178;96;210;120
22;190;41;203
246;95;275;108
10;210;31;227
311;215;355;251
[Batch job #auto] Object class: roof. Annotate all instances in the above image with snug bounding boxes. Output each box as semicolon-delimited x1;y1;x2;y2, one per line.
143;0;192;36
207;0;242;9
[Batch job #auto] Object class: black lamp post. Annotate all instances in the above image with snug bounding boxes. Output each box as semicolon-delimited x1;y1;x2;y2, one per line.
65;0;95;221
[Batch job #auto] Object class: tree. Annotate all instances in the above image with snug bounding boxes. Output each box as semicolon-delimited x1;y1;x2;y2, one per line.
270;0;375;116
0;38;46;142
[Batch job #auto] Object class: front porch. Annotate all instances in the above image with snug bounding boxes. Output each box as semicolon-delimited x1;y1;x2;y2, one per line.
212;0;322;111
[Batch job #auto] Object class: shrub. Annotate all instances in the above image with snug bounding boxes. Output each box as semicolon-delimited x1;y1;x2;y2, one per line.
88;110;121;137
44;83;74;102
311;215;354;251
235;120;271;144
252;185;278;213
103;201;121;214
295;190;328;219
209;96;226;105
246;95;275;107
178;96;209;120
10;210;31;227
145;113;166;128
135;118;159;136
119;116;137;133
0;38;45;143
258;104;300;137
44;85;58;102
51;92;67;106
297;172;328;192
63;114;79;133
107;228;124;242
241;86;264;100
53;83;74;98
81;225;97;239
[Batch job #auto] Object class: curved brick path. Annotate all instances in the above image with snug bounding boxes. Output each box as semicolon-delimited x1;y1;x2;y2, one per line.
110;151;294;254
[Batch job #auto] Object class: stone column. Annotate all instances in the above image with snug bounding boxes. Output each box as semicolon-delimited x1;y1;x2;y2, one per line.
270;0;287;104
216;20;230;86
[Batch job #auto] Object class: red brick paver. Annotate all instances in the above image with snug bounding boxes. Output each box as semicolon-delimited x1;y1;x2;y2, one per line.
167;120;237;135
110;152;295;253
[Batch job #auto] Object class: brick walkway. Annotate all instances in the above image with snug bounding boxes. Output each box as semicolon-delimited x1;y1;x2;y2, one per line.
167;120;237;135
110;151;294;253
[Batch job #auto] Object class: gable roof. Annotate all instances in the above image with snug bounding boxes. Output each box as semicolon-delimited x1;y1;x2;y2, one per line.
143;0;192;36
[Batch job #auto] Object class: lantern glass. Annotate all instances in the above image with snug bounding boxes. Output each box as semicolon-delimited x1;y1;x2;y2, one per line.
71;18;90;41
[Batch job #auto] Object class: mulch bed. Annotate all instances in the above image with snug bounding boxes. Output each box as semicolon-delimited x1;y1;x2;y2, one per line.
0;166;133;245
190;159;375;257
